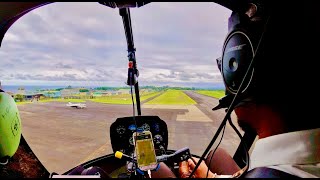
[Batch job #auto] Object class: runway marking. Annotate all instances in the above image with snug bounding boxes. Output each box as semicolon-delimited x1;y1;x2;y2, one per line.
142;104;212;122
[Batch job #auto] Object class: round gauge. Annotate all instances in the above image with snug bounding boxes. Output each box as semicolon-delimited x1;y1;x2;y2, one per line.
153;134;163;144
129;136;134;145
116;125;126;135
141;123;150;131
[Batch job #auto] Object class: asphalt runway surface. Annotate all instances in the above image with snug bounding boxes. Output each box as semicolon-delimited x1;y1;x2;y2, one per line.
18;91;243;174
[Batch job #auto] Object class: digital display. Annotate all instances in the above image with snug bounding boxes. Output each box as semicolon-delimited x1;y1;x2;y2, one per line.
135;134;157;169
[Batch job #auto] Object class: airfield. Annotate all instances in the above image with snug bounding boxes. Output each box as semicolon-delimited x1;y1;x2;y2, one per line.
18;90;242;174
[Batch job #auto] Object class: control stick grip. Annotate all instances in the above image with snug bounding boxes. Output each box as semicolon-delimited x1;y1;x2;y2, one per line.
156;147;191;162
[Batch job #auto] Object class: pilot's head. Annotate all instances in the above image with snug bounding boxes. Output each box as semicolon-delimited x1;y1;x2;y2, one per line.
217;2;314;135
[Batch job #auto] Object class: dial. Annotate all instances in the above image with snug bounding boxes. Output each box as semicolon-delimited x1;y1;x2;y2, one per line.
116;125;126;135
140;123;150;131
153;134;163;144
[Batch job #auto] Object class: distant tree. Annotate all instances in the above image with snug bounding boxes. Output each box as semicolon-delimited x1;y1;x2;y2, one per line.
79;89;89;92
95;86;123;91
15;94;24;102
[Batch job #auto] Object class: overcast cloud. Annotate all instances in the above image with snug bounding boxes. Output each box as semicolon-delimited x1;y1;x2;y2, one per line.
0;2;231;88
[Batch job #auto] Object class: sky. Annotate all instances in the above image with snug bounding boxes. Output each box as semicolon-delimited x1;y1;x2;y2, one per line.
0;2;231;89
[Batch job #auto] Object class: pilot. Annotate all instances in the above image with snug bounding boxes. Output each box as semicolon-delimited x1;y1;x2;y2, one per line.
177;2;319;179
154;1;319;178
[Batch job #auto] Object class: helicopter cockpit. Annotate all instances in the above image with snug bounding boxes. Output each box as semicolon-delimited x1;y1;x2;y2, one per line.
1;1;315;178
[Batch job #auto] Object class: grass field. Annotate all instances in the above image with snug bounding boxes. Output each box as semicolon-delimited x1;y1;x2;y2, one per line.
16;99;86;106
15;92;162;106
90;96;132;104
90;91;161;105
15;90;224;106
140;92;161;101
15;98;86;104
145;90;196;105
38;99;86;103
16;101;33;105
195;90;225;99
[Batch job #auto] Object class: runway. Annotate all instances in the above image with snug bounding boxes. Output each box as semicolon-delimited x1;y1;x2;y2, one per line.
19;91;243;174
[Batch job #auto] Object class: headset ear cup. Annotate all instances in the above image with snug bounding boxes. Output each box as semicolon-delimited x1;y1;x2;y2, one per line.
0;92;22;158
221;27;256;95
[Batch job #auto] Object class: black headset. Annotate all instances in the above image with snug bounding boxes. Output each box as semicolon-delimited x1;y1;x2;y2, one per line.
214;3;269;110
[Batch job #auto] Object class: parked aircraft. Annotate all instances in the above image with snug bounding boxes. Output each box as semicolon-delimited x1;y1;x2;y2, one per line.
66;102;86;109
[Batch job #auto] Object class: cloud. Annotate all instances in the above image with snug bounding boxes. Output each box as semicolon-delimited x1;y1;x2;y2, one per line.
0;2;231;88
55;62;73;69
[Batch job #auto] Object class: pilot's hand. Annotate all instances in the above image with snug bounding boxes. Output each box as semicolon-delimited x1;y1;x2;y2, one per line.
179;161;192;178
179;157;216;178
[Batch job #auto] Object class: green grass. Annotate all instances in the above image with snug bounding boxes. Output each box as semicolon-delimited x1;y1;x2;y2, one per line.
16;101;32;105
89;91;161;105
195;90;225;99
54;99;86;103
140;92;161;101
39;98;86;103
145;90;196;105
90;94;134;104
14;91;162;106
90;98;132;104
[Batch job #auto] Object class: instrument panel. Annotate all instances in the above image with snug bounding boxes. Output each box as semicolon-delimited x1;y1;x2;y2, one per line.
110;116;168;156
